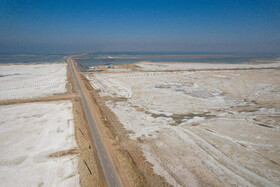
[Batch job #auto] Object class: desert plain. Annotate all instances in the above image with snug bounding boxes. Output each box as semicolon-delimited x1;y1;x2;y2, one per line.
0;63;81;187
0;63;67;100
86;61;280;186
1;59;279;187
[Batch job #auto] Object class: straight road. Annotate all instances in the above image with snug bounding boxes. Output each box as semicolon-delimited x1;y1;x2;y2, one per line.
68;57;122;187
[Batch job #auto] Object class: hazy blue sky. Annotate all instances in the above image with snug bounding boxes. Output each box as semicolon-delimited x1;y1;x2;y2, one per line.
1;0;280;53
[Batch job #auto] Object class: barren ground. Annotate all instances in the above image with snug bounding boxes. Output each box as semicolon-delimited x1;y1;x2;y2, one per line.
86;62;280;186
0;63;67;100
0;62;99;186
0;101;79;186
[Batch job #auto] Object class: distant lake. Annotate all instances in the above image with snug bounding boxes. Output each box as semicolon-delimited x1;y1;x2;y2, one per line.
0;53;278;72
76;52;280;71
0;54;66;64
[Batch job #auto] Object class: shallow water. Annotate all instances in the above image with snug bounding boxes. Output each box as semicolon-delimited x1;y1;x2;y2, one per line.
0;54;66;64
0;53;278;72
77;52;279;71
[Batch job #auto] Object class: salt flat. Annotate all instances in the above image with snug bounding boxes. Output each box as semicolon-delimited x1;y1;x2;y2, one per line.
0;101;80;187
86;63;280;186
0;63;67;100
137;61;280;71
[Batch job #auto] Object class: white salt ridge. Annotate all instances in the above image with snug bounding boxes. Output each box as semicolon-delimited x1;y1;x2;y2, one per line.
108;68;132;72
148;109;173;117
180;116;205;125
214;74;228;78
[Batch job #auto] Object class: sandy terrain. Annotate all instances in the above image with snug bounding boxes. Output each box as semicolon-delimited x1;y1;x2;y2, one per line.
86;62;280;186
0;63;67;100
0;101;80;187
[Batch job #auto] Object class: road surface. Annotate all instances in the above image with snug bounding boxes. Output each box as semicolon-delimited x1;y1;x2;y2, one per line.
68;57;122;187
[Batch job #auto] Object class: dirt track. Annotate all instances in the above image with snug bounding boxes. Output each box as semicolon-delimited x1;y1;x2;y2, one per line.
81;71;171;186
0;93;76;106
71;56;156;186
69;57;127;187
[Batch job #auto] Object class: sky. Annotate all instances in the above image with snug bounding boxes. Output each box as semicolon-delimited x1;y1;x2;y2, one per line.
0;0;280;54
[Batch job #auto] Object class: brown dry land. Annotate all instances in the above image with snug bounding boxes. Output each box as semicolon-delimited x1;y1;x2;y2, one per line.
71;56;147;186
66;61;105;186
80;73;169;186
72;56;170;186
81;77;179;186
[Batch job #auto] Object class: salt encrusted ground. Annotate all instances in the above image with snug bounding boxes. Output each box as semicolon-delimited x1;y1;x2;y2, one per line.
136;61;280;71
0;63;67;100
0;101;80;187
86;63;280;186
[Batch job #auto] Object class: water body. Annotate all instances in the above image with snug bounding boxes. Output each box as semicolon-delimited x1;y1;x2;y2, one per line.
76;52;280;72
0;53;278;72
0;54;66;64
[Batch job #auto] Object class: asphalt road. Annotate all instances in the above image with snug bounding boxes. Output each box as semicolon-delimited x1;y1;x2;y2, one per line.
68;57;122;187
